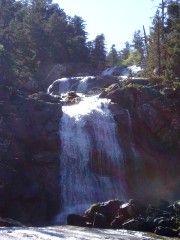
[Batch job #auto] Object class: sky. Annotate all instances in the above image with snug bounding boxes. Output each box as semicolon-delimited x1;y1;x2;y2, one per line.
53;0;162;52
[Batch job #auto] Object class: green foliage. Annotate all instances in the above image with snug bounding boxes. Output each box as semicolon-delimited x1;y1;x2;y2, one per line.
106;44;119;67
147;0;180;84
132;30;145;65
122;50;141;66
0;0;92;88
104;83;115;92
0;0;179;89
175;201;180;228
89;34;107;70
118;41;131;65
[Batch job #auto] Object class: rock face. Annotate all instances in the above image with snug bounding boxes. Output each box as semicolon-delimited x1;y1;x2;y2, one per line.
0;87;62;226
100;83;180;201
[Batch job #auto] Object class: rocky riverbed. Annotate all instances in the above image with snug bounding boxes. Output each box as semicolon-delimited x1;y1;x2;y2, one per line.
67;199;180;238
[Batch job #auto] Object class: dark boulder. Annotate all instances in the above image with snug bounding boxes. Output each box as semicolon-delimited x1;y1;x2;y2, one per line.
84;199;124;224
67;198;180;238
128;199;146;217
28;92;62;103
154;217;176;228
154;226;178;237
122;218;151;232
110;215;125;229
63;91;81;104
118;200;146;220
67;214;90;227
91;212;108;228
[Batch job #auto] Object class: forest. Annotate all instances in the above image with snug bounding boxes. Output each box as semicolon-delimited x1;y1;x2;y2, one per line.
0;0;179;89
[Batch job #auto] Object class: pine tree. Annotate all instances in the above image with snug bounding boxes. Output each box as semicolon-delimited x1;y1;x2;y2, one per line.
132;30;145;66
147;0;180;81
147;9;164;76
118;41;131;65
67;15;89;63
48;6;69;63
106;44;119;67
90;34;107;70
164;0;180;80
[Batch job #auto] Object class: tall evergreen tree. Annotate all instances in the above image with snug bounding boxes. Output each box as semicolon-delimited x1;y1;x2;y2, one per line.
132;30;145;65
90;34;107;70
118;41;131;65
0;0;24;85
147;9;164;76
106;44;119;67
147;0;180;80
67;15;89;63
164;0;180;80
48;6;69;63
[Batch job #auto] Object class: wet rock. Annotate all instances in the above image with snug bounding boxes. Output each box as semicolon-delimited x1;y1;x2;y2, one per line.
110;215;125;229
63;91;81;104
92;212;108;228
67;214;89;227
28;92;62;103
69;198;180;237
118;200;146;220
122;218;150;232
84;199;124;224
154;217;176;228
154;226;178;237
119;203;132;219
128;199;146;217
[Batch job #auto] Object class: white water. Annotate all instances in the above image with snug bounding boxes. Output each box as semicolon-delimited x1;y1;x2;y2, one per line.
0;226;162;240
47;76;96;95
76;76;95;93
55;95;128;224
101;65;141;78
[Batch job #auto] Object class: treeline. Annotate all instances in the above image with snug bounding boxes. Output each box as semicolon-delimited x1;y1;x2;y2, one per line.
147;0;180;82
0;0;107;87
0;0;179;88
106;0;180;83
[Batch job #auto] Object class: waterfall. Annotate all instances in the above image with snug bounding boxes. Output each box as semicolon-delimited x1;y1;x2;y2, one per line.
47;76;95;95
50;76;140;224
49;75;179;225
55;95;129;224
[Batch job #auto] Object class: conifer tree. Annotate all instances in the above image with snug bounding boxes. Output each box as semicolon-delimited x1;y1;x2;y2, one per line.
164;0;180;80
132;30;145;66
147;0;180;81
106;44;119;67
90;34;107;70
147;9;164;76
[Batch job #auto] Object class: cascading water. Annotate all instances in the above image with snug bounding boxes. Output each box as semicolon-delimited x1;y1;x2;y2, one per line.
53;76;139;224
55;96;130;223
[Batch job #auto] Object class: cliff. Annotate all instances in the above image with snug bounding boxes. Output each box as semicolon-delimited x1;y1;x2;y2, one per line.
0;87;62;225
100;81;180;201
